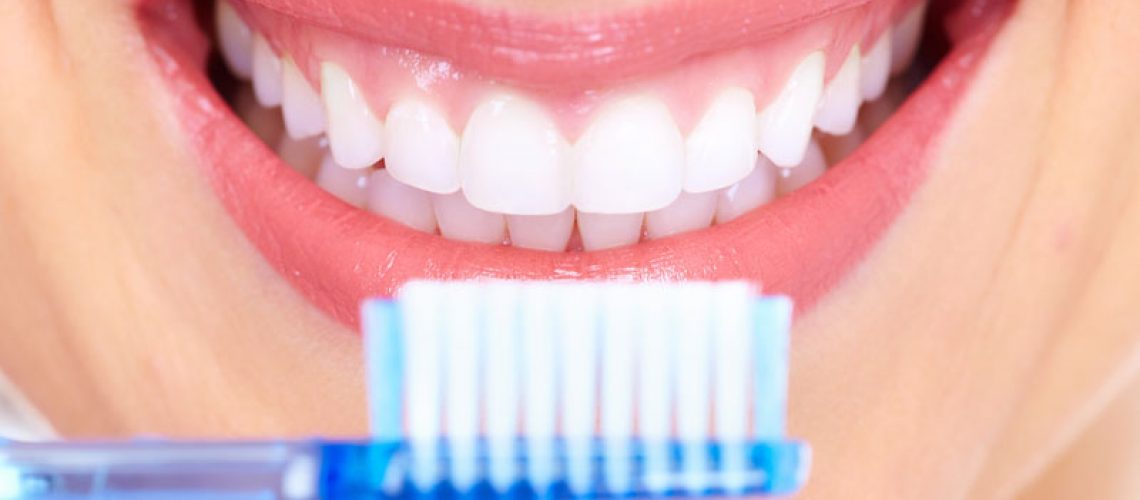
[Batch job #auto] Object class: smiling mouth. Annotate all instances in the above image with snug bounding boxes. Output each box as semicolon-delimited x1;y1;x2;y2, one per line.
137;0;1012;327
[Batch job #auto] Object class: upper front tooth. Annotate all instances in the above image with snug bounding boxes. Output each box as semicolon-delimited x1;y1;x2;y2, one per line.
281;57;327;139
385;99;461;194
460;95;572;215
891;2;928;76
215;0;253;79
860;35;891;101
574;96;685;214
756;52;825;168
814;47;862;135
321;62;385;169
684;88;758;193
251;35;282;107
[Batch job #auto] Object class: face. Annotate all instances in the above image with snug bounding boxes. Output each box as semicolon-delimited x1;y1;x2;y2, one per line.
2;0;1139;497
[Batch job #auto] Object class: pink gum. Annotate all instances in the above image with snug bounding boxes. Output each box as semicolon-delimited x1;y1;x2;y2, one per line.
232;0;918;140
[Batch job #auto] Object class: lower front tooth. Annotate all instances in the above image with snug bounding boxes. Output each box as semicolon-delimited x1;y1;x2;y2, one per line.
433;192;507;244
367;169;437;233
715;155;778;224
777;139;828;195
507;210;575;252
573;96;685;214
756;52;826;168
281;57;326;139
321;63;385;169
460;95;573;215
814;47;863;136
645;191;718;240
577;212;644;251
315;154;370;208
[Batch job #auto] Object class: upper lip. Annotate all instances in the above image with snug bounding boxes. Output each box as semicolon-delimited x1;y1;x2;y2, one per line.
238;0;872;87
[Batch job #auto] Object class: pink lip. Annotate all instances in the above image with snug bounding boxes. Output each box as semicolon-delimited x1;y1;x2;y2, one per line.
138;0;1010;329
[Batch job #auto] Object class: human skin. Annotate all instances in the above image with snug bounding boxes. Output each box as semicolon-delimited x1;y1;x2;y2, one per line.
1;0;1139;498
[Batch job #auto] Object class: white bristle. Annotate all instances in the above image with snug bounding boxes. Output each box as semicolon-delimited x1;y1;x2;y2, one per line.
402;282;443;490
522;286;558;493
558;285;599;495
675;283;713;492
637;286;674;494
600;286;637;495
443;284;481;492
713;282;753;493
483;283;520;492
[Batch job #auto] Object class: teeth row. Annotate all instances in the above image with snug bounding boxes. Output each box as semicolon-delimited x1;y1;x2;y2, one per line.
217;0;926;217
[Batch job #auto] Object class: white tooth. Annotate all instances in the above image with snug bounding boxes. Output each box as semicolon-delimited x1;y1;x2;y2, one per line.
460;95;572;215
281;57;326;139
777;139;828;195
684;87;757;193
251;35;282;107
320;63;384;169
367;169;437;233
385;99;461;194
314;154;369;207
860;35;892;101
891;2;928;76
577;212;643;251
276;135;326;178
433;192;506;244
814;47;863;135
715;155;778;224
507;210;574;252
756;52;825;168
574;96;685;214
645;191;718;240
215;0;253;79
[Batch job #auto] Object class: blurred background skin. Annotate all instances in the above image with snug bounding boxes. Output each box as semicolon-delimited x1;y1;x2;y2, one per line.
1;0;1139;498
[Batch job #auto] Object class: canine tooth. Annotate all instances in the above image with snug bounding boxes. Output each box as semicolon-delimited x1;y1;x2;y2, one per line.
715;155;778;224
645;191;718;239
367;169;437;233
577;212;644;251
281;57;326;139
433;192;506;244
460;95;572;215
276;135;325;179
385;99;461;194
891;2;928;76
251;35;282;107
574;96;685;214
684;87;757;193
315;154;369;207
756;52;825;168
861;35;892;101
507;210;574;252
215;1;253;79
777;139;828;195
321;63;384;169
815;47;862;135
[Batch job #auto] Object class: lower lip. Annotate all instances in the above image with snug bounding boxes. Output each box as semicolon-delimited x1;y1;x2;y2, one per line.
138;0;1008;329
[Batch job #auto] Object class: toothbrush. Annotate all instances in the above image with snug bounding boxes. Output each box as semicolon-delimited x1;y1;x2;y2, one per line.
0;281;809;499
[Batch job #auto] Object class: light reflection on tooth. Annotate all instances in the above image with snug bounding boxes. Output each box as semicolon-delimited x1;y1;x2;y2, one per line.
814;47;862;135
251;35;282;107
574;96;684;214
433;192;507;244
646;191;718;240
367;169;438;233
756;52;825;168
385;99;462;194
777;139;828;196
215;0;253;79
860;35;892;101
715;155;778;224
507;209;575;252
321;62;385;169
461;95;572;215
891;2;928;76
577;212;644;251
281;57;326;139
315;154;370;207
684;87;757;193
276;134;326;179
